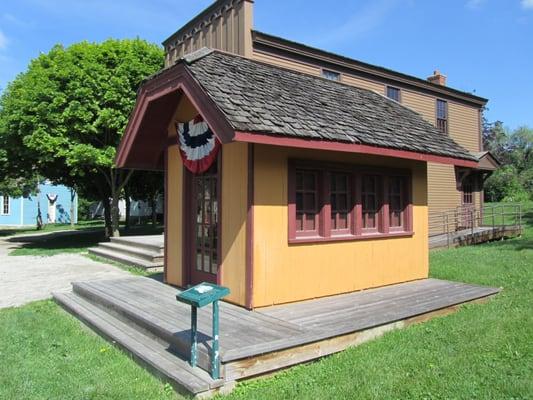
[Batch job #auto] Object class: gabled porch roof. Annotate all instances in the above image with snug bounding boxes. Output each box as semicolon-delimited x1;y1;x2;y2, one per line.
116;48;478;170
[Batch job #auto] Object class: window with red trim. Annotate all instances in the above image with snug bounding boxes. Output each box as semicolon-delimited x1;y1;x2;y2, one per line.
289;161;412;243
362;175;380;231
295;170;320;236
389;176;406;229
462;176;474;205
330;172;351;233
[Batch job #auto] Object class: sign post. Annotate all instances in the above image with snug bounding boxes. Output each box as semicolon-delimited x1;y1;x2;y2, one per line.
176;283;230;379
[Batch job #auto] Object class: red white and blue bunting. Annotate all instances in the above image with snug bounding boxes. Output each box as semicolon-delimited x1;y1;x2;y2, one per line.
176;115;220;174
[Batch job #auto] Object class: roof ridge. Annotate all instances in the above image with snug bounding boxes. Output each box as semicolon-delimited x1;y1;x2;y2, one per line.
181;47;215;64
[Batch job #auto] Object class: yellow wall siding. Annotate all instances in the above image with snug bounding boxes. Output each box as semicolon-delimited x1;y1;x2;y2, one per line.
220;142;249;306
252;144;429;308
166;145;184;287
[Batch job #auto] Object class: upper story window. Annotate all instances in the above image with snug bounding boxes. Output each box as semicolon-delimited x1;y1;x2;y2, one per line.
386;86;401;102
436;99;448;134
289;162;412;243
321;69;341;81
1;195;9;215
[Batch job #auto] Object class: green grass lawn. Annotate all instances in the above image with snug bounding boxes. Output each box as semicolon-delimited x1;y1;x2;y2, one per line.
0;204;531;399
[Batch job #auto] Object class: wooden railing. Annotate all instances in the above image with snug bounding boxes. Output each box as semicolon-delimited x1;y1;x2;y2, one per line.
429;204;523;246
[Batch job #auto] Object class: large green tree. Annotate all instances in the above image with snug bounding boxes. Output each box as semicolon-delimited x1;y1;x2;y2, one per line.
0;39;164;236
483;121;533;202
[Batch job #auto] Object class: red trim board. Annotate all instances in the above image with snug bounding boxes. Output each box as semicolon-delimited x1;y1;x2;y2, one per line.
234;131;478;168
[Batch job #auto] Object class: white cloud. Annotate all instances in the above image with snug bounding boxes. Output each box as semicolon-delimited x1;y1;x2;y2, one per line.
521;0;533;9
0;30;8;50
466;0;486;9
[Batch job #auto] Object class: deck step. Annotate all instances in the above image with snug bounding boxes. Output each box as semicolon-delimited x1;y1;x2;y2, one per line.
98;242;163;262
72;280;213;373
110;236;164;253
54;291;226;397
88;247;163;271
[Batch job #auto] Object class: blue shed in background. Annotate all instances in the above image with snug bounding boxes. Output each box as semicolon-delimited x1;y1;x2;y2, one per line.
0;181;78;227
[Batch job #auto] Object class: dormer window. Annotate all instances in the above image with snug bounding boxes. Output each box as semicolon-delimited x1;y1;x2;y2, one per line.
321;69;341;81
386;86;401;102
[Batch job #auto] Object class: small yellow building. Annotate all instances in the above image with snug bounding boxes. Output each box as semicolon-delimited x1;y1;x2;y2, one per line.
116;49;477;309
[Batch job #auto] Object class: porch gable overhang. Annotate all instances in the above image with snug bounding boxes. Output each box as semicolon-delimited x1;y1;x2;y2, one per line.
473;151;501;171
115;63;235;170
116;49;478;170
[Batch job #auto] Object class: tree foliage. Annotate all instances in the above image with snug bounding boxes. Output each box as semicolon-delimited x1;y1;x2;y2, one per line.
0;39;164;234
483;120;533;202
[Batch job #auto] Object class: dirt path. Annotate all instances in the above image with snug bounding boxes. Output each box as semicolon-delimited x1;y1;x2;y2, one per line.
0;231;129;309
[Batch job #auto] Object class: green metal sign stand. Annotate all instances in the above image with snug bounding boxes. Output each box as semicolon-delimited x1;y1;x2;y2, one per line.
176;283;230;380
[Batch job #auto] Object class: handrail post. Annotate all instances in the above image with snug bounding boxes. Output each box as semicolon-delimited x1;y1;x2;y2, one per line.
446;214;450;249
471;210;474;239
501;206;505;227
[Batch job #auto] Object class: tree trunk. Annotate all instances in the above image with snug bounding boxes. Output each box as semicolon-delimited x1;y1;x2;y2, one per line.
111;194;121;237
70;188;76;227
107;168;134;238
124;188;131;231
150;196;157;226
102;196;112;237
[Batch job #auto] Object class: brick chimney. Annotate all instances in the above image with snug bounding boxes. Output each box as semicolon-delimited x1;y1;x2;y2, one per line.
427;70;447;86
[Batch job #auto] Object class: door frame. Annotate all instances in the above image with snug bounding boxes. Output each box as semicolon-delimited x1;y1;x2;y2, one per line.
182;153;222;287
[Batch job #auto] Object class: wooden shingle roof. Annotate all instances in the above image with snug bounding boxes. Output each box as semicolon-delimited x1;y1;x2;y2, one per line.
181;49;476;162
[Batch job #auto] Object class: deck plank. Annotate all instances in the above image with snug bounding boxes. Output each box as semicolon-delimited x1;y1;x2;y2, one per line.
69;277;499;365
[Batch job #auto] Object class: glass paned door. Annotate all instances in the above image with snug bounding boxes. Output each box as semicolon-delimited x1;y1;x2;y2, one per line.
189;162;219;285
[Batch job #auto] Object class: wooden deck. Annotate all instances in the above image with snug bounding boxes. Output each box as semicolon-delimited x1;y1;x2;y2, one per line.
54;277;499;397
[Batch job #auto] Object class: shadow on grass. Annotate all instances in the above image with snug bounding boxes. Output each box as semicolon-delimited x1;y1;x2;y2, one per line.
7;224;164;255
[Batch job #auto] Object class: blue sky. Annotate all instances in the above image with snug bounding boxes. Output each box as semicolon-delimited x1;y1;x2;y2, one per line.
0;0;532;130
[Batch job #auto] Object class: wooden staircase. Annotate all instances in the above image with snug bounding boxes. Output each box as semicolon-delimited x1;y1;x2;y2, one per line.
88;236;164;271
53;279;232;397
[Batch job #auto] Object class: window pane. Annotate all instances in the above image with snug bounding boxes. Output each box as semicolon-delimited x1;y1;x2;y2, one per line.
295;169;319;233
338;213;348;230
322;69;340;81
303;173;316;191
305;214;316;231
364;212;376;229
296;193;303;210
337;175;347;191
304;193;316;210
390;211;401;228
296;172;303;191
389;177;405;228
362;175;380;230
437;99;447;119
296;213;304;231
387;86;400;102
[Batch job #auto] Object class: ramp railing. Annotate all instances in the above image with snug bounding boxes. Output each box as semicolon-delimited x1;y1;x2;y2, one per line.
429;203;523;248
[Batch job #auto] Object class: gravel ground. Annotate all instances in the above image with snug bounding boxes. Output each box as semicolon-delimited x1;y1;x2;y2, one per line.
0;232;129;309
